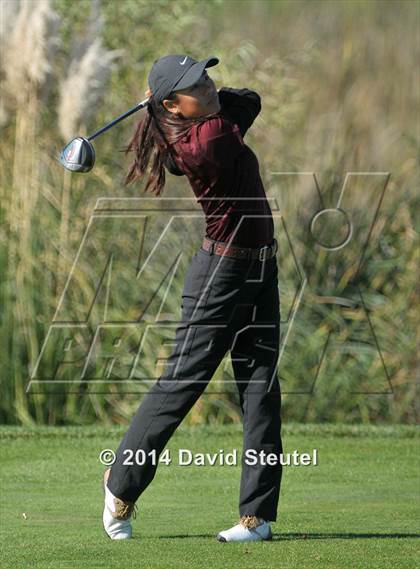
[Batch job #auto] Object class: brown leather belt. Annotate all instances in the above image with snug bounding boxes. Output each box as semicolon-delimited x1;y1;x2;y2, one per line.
202;236;278;261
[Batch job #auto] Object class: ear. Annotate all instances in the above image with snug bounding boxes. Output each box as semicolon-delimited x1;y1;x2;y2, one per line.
162;98;179;114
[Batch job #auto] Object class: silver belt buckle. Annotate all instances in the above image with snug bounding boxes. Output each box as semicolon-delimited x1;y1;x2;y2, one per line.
207;239;215;255
258;244;270;261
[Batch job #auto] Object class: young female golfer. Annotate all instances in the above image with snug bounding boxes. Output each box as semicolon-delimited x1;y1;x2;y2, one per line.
102;54;283;542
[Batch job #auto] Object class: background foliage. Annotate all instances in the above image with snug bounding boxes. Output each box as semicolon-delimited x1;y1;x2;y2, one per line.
0;0;418;425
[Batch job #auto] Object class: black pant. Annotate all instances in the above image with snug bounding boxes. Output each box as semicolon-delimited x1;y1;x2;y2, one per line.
107;240;283;522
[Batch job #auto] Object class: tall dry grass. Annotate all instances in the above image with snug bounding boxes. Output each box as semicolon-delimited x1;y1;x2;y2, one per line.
1;0;62;424
57;0;123;294
0;0;417;425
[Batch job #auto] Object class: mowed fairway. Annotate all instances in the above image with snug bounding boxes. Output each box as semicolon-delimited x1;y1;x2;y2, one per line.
1;424;419;569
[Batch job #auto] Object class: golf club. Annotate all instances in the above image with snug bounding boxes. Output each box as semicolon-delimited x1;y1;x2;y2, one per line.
59;97;150;173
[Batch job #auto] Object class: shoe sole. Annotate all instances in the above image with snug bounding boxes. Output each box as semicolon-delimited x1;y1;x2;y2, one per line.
102;468;112;540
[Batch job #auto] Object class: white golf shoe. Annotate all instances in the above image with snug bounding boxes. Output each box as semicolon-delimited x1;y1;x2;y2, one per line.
102;468;138;540
217;516;273;542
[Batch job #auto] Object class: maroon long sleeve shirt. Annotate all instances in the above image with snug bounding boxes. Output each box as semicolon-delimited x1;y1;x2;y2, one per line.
165;87;274;248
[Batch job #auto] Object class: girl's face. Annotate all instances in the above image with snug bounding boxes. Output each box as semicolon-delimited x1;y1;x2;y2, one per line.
162;70;221;118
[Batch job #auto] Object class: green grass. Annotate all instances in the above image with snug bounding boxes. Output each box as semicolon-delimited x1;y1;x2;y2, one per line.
1;424;419;568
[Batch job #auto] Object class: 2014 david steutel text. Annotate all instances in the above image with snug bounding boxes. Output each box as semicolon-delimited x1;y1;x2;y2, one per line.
119;448;318;467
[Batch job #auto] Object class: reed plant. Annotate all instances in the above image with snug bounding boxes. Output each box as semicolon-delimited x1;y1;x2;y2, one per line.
0;0;417;425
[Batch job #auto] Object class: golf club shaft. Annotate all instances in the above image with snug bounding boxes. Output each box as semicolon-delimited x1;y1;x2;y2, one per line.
87;97;149;142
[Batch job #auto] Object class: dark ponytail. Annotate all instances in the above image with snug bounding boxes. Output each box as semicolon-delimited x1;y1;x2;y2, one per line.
123;93;209;196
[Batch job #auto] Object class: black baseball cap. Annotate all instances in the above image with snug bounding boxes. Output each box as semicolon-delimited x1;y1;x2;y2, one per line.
148;54;219;104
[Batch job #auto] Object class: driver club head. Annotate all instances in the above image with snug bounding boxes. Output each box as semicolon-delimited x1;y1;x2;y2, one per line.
58;97;149;173
59;137;95;173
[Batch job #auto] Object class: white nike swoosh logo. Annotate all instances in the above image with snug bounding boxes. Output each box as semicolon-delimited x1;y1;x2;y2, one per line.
180;56;187;65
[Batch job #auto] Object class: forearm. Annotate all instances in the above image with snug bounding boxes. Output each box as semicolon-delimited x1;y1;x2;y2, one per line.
217;87;262;137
